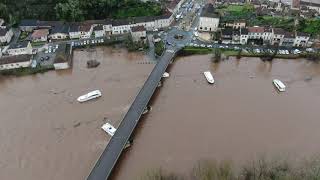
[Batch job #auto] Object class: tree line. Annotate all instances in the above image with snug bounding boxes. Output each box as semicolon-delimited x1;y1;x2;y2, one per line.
0;0;163;25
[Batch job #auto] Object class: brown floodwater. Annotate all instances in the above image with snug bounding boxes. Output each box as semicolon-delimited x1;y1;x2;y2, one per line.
0;47;154;180
112;55;320;180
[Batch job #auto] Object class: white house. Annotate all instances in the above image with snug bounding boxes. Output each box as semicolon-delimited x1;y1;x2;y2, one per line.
7;41;33;56
31;29;49;42
112;19;133;34
69;24;81;39
198;4;220;32
154;12;174;29
282;31;295;47
79;24;93;39
248;26;265;39
294;32;310;47
0;27;14;44
131;26;147;42
49;24;69;40
93;25;105;38
102;20;113;35
301;1;320;13
240;28;249;45
0;54;32;70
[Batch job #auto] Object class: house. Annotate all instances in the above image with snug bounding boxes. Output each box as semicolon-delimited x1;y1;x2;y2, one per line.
154;12;174;29
53;44;71;70
225;20;246;29
291;0;300;9
272;28;285;46
232;29;241;44
69;24;81;39
294;32;310;47
7;41;32;56
19;19;38;32
49;24;69;40
0;27;14;44
102;19;113;35
240;28;249;45
221;28;233;44
301;1;320;13
79;24;93;39
198;4;220;32
263;27;273;45
282;31;295;47
112;19;133;34
131;26;147;43
93;25;105;38
248;26;265;40
0;54;33;70
31;29;49;42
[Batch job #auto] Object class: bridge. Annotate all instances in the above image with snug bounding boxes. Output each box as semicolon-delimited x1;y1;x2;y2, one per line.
87;48;178;180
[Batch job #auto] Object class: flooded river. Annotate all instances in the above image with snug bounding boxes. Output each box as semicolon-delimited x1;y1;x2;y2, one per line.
0;47;154;180
113;55;320;180
1;48;320;180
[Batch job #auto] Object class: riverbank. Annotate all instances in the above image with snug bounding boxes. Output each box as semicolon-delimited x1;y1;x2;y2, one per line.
178;46;319;60
0;65;54;76
142;156;320;180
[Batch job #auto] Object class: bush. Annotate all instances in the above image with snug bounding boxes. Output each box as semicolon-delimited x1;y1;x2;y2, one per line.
0;65;54;76
155;41;165;56
178;47;211;56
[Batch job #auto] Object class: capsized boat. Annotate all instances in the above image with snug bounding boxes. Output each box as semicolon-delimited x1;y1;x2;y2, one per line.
203;71;214;84
77;90;102;102
273;79;286;92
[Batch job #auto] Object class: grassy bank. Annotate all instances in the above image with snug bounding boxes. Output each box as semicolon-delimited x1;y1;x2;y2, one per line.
141;156;320;180
0;65;54;76
178;46;212;56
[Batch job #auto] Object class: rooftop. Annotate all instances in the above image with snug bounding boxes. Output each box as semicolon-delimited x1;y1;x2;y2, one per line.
31;29;49;38
240;28;248;35
93;25;104;31
0;54;32;65
8;41;30;49
273;28;285;35
301;1;320;7
131;26;146;32
0;27;10;36
20;19;38;27
201;4;219;18
248;26;264;33
50;24;69;34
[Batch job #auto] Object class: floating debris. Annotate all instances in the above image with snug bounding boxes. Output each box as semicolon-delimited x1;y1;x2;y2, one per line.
87;60;100;68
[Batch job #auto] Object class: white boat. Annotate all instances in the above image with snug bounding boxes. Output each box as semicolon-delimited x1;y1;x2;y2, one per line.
162;72;170;78
273;79;286;92
101;123;116;136
203;71;214;84
77;90;102;102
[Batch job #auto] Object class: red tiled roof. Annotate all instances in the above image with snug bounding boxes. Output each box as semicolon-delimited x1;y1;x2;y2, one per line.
131;26;146;32
248;27;264;33
31;29;49;38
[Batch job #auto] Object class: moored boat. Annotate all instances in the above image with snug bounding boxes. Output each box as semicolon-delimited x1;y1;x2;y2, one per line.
273;79;286;92
101;123;116;136
162;72;170;78
77;90;102;102
203;71;214;84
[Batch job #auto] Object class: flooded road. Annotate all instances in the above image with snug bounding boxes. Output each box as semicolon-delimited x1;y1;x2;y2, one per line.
0;47;154;180
113;55;320;180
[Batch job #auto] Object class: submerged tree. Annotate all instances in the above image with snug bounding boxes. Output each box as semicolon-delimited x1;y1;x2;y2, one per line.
211;48;222;63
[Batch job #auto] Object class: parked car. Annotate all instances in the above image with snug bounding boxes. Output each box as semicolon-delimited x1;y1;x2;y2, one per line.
200;44;205;47
194;31;199;37
207;45;213;48
45;56;50;60
40;57;45;61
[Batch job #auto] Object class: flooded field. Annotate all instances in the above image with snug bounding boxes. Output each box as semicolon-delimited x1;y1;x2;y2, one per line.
113;55;320;180
0;47;154;180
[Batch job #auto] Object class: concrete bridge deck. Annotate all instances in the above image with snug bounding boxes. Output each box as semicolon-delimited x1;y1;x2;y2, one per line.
87;49;177;180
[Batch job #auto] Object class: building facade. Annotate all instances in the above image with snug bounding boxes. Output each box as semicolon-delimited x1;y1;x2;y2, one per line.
198;4;220;32
0;27;13;44
0;54;32;70
7;41;33;56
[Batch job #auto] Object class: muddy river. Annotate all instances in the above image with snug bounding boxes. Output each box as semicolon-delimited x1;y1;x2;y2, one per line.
1;48;320;180
113;55;320;180
0;47;154;180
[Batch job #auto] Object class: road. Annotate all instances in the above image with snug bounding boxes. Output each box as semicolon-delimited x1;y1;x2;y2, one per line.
87;48;178;180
